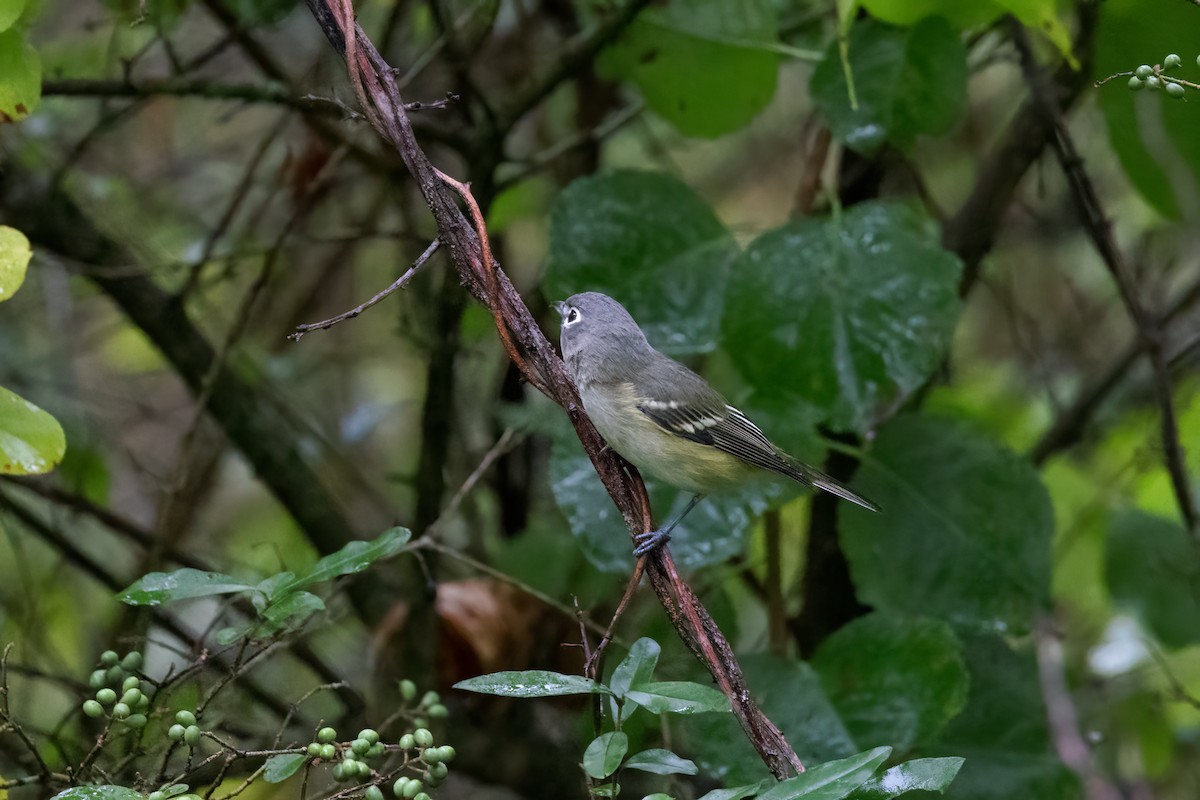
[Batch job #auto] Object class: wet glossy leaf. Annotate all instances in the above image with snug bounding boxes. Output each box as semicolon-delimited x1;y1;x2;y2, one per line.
845;757;964;798
624;748;698;775
453;670;613;698
50;788;143;800
0;28;39;122
278;527;411;592
697;782;773;800
812;17;966;155
584;731;629;779
263;753;307;783
722;203;961;433
119;568;254;606
545;170;737;355
611;638;661;698
624;681;731;714
843;416;1053;633
0;386;66;475
758;746;891;800
1106;510;1200;648
813;614;968;750
600;0;779;138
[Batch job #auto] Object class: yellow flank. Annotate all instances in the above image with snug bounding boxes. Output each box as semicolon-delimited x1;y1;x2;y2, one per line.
579;381;752;494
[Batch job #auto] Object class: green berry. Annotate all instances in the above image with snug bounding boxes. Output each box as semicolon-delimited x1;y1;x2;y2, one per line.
1196;54;1200;68
436;745;455;763
1147;76;1162;90
411;717;428;729
427;762;448;781
96;688;117;705
366;743;385;759
1166;81;1185;97
1136;64;1153;79
320;743;336;760
358;729;379;745
112;702;131;719
125;714;148;728
168;724;186;741
413;728;433;747
399;680;417;701
352;738;371;756
413;794;430;800
427;704;447;719
332;764;349;782
307;742;322;757
122;676;140;692
184;725;202;746
1129;76;1145;91
317;726;337;743
149;792;165;800
420;748;441;765
175;710;197;726
419;691;439;708
121;688;142;706
89;669;108;689
401;781;423;799
121;652;143;671
135;695;150;712
100;650;119;667
398;734;415;749
82;700;105;718
105;665;125;684
365;786;384;800
1165;53;1182;69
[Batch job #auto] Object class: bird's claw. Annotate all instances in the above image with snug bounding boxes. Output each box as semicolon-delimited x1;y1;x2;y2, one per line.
633;529;670;556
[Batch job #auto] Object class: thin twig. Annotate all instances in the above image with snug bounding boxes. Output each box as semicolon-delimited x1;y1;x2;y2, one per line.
585;558;646;679
289;238;441;340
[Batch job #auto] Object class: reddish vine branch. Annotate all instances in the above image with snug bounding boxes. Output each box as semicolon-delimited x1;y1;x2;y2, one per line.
300;0;804;778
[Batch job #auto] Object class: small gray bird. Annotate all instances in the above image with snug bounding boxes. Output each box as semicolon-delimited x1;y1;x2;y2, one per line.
555;291;879;555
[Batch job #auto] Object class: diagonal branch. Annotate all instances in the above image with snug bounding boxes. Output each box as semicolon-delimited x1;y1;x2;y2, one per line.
299;0;805;777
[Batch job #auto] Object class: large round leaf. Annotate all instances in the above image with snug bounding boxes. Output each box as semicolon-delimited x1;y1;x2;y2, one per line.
599;0;779;138
722;202;961;433
812;613;968;751
842;416;1053;633
0;385;66;475
545;170;737;354
0;28;39;123
811;17;967;155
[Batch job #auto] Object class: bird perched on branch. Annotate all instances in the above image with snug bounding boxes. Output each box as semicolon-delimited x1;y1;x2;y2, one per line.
555;291;879;556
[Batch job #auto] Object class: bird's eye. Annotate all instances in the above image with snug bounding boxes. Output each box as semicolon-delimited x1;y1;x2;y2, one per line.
565;308;581;325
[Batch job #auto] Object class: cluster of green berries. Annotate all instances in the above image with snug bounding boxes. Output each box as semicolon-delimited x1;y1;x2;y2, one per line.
303;715;454;799
166;710;204;747
81;651;154;728
1127;54;1195;98
399;680;448;729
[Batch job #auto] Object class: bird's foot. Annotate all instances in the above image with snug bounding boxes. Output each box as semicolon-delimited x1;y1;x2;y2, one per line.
633;529;670;556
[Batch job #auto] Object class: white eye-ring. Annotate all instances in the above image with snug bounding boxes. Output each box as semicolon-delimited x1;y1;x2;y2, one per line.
565;307;581;325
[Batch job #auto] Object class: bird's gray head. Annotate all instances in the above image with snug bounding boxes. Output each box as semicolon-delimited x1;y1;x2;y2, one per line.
554;292;651;383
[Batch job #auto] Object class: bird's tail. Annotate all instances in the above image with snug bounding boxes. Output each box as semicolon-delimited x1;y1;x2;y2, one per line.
783;457;880;512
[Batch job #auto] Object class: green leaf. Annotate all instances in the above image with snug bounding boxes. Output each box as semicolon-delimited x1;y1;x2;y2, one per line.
584;731;629;779
697;782;773;800
1096;0;1200;219
625;681;731;714
843;416;1054;633
722;203;961;433
1106;510;1200;648
845;757;964;798
811;17;966;155
688;656;858;784
624;748;698;775
0;224;31;301
225;0;295;25
928;636;1077;800
0;28;40;122
858;0;1001;28
544;170;737;355
256;591;325;634
600;0;780;138
758;747;891;800
812;613;968;750
452;670;613;698
118;568;255;606
276;527;411;594
49;788;144;800
0;385;66;475
263;753;307;783
0;0;28;33
611;638;661;699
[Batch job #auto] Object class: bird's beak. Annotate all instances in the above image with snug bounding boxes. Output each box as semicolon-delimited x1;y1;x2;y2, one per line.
553;300;568;318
